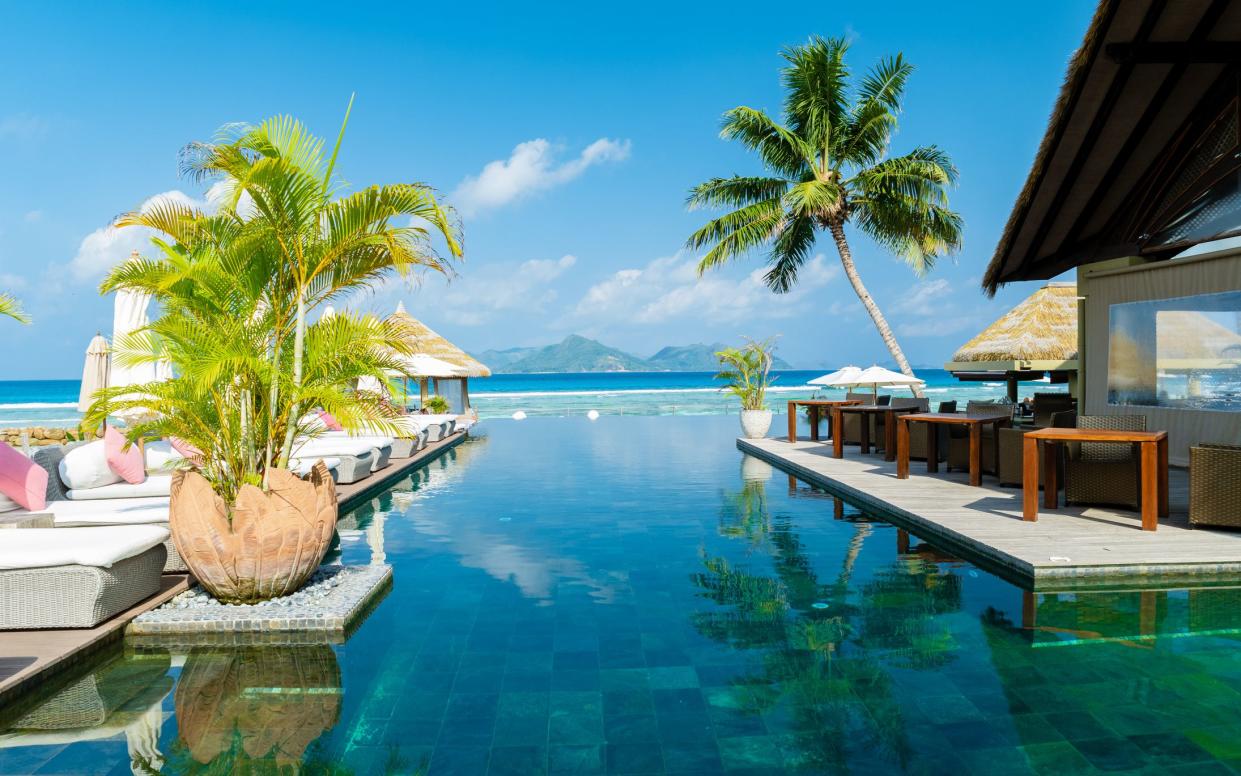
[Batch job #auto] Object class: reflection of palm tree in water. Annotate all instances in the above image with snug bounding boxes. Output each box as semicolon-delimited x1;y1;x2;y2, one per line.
692;474;962;770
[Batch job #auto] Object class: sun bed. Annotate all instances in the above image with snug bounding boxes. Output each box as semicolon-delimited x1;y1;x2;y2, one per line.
0;525;168;629
291;439;377;483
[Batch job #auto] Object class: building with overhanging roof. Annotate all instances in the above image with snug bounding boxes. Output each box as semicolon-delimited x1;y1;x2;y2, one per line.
985;0;1241;464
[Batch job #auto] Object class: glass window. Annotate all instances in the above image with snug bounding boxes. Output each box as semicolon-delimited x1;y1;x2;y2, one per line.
1108;290;1241;411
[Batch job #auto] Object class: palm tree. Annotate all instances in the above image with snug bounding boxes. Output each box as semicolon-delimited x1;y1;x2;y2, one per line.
687;36;963;389
0;292;29;323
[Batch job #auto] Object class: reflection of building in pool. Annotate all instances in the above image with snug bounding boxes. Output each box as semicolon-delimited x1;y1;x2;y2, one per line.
0;652;171;775
171;644;342;770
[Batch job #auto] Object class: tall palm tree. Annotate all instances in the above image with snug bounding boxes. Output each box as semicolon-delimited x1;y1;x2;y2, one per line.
0;292;29;323
687;36;963;388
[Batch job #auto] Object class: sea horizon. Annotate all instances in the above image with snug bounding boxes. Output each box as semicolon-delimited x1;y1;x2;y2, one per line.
0;368;1063;427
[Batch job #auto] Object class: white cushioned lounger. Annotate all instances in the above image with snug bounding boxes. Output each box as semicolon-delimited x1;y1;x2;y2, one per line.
44;497;170;528
297;437;392;474
288;456;342;482
66;475;172;501
0;525;169;629
292;439;375;484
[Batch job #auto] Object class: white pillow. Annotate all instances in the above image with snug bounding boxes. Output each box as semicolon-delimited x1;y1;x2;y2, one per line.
144;440;184;472
0;491;19;513
58;440;123;491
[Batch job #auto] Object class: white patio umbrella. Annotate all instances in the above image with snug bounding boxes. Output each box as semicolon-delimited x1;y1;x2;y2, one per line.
77;333;110;413
110;272;159;389
808;365;865;387
851;365;924;396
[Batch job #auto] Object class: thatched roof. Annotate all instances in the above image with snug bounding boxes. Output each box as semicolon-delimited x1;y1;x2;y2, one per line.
951;283;1079;364
388;302;491;378
984;0;1241;294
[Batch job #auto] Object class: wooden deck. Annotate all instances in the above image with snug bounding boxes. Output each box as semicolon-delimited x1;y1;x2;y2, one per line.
0;429;471;710
740;435;1241;590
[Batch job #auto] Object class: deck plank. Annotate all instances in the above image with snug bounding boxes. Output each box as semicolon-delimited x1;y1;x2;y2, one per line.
740;435;1240;589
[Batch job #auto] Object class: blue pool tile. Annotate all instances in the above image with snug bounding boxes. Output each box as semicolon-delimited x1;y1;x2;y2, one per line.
548;744;605;775
602;713;660;744
488;745;548;776
604;742;664;774
428;745;491;775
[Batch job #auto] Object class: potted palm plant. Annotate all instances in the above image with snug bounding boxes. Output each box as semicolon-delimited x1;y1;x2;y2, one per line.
87;107;462;603
716;338;776;439
423;395;451;414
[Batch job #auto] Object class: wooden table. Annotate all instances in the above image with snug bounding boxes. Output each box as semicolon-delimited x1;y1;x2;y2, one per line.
1022;427;1168;531
786;399;861;443
832;405;921;461
896;412;1011;486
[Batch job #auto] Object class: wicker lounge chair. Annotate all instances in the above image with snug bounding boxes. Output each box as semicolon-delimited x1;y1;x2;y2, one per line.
0;525;168;629
28;447;185;573
947;401;1010;475
1190;444;1241;528
1063;414;1147;509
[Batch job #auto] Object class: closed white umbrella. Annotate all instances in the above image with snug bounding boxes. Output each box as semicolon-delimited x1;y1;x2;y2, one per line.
110;254;159;390
808;365;864;387
77;334;110;413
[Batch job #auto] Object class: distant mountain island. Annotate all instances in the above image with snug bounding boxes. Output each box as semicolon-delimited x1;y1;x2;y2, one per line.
472;335;795;374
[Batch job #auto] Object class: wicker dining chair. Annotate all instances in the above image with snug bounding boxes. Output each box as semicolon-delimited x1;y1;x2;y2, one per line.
1032;392;1077;428
1189;443;1241;528
946;401;1010;474
907;401;956;461
839;392;876;446
1063;414;1147;509
874;397;928;452
997;410;1076;487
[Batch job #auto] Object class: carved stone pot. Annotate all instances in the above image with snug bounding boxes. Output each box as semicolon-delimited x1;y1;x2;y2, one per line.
169;463;337;604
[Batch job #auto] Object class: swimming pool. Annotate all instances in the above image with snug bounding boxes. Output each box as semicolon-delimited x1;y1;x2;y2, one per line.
3;414;1241;774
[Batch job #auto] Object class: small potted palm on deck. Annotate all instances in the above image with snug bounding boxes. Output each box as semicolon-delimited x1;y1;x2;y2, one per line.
86;108;461;604
716;338;777;439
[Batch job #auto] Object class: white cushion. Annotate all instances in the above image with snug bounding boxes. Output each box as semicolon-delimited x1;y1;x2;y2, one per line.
288;457;341;476
46;497;169;527
0;525;170;569
58;441;123;491
143;440;184;473
0;491;19;514
66;475;171;501
294;438;382;458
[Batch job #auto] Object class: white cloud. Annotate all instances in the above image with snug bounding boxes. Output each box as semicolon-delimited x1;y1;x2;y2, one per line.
893;278;953;317
68;190;204;281
570;252;838;327
23;210;42;222
0;113;48;142
66;184;253;283
453;138;630;215
0;273;26;290
437;254;577;326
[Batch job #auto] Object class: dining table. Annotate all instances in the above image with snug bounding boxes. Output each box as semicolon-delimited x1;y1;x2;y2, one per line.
1021;426;1169;530
831;404;921;461
895;412;1012;486
786;399;862;443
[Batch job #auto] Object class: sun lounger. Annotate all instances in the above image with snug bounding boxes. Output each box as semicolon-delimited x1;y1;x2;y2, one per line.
65;475;172;500
296;436;392;475
0;525;168;629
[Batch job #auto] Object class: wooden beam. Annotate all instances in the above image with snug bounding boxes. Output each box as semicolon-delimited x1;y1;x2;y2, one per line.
1106;41;1241;64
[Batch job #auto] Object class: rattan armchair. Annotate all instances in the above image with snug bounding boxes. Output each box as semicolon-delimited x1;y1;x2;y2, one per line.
839;392;878;446
997;410;1076;487
1189;443;1241;528
908;401;956;462
947;401;1010;474
874;398;928;453
1032;392;1077;427
1063;415;1146;509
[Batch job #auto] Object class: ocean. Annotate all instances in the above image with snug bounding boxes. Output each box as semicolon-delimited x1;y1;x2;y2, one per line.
0;369;1064;427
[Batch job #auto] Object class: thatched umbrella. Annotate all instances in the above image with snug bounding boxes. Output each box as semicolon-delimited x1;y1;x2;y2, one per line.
387;302;490;410
945;283;1079;401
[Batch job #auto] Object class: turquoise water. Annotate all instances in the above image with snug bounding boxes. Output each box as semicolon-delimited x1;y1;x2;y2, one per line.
0;370;1059;427
4;414;1238;775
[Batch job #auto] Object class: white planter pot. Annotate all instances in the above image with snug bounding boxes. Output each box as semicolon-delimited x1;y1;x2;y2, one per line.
739;409;773;439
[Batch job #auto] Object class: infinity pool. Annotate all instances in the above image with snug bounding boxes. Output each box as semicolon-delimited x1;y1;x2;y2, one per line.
4;415;1241;774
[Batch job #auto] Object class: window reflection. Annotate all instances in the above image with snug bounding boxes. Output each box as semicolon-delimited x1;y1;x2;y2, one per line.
1107;291;1241;410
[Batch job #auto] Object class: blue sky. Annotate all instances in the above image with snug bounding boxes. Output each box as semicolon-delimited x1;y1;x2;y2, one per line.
0;1;1093;378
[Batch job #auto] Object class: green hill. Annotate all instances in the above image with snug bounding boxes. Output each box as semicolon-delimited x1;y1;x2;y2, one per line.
647;343;793;372
502;335;650;373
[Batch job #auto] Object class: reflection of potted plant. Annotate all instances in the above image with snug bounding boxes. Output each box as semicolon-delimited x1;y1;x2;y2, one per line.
423;395;451;414
716;338;776;438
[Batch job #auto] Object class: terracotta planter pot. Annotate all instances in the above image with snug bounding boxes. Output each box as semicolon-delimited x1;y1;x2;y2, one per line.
169;463;337;604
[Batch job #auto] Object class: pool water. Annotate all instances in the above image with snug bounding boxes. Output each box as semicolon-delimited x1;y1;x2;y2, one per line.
5;415;1241;775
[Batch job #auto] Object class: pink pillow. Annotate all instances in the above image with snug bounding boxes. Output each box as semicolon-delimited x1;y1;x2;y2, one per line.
318;410;343;432
0;441;47;511
170;436;204;462
104;426;146;484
